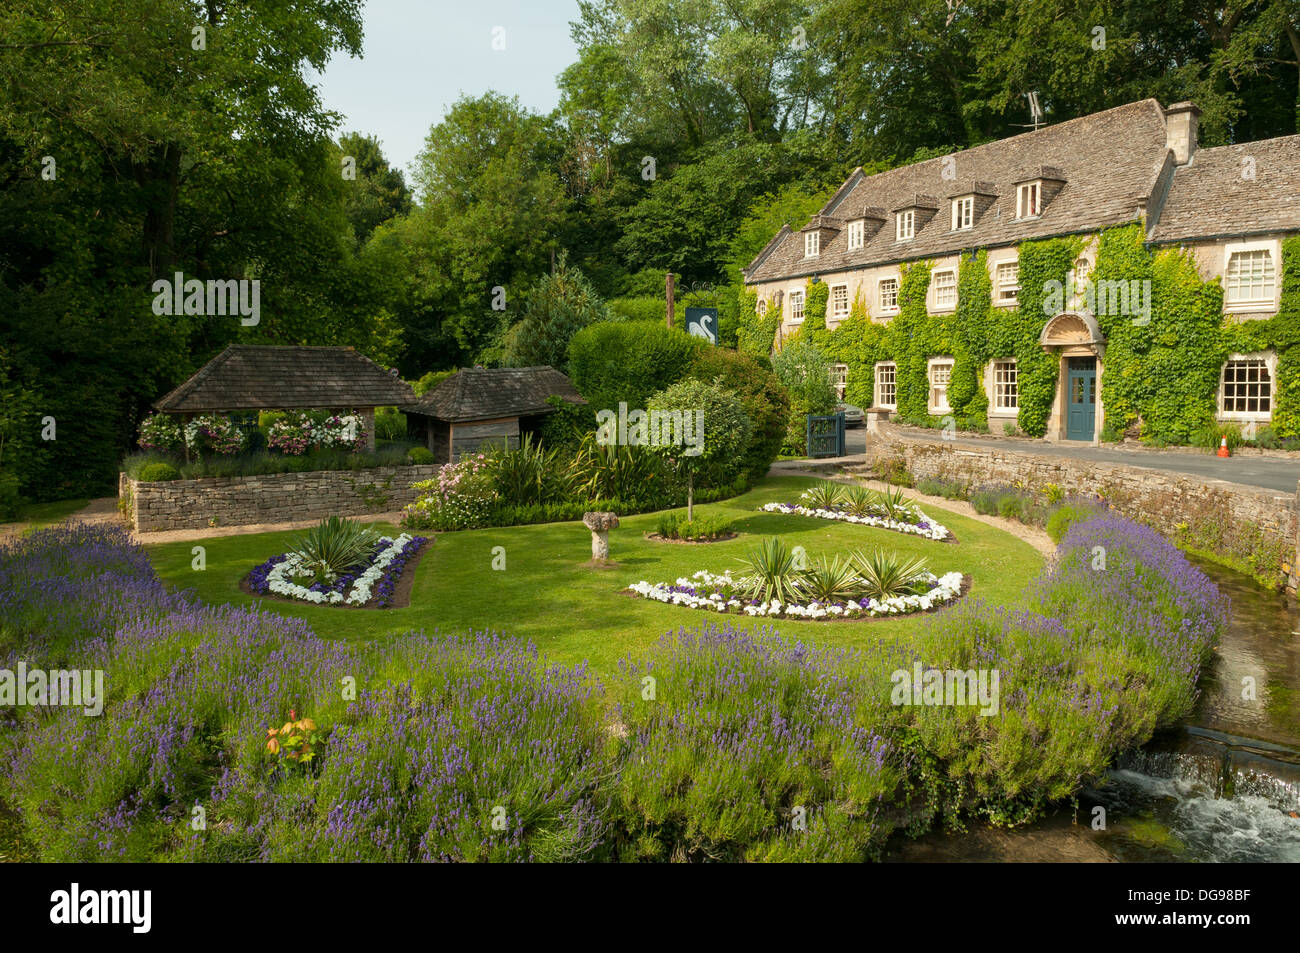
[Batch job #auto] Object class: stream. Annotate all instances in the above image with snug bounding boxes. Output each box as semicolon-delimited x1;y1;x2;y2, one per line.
888;557;1300;863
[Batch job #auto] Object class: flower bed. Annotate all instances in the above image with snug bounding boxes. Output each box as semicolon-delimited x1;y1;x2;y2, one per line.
628;568;964;619
760;501;951;540
247;534;428;608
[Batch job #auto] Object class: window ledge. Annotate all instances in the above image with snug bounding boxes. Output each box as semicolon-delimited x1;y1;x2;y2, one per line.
1223;302;1275;314
929;305;957;315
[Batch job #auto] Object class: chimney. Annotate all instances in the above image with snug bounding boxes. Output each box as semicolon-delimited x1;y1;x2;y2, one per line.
1165;102;1200;165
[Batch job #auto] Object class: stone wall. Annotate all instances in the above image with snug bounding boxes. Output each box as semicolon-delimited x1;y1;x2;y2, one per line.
869;435;1299;592
120;465;441;533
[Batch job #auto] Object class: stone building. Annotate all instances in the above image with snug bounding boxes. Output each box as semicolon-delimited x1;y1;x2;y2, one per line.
401;366;586;463
742;99;1300;443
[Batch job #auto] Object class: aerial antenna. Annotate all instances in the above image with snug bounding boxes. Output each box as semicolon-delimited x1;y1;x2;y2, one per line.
1020;91;1044;132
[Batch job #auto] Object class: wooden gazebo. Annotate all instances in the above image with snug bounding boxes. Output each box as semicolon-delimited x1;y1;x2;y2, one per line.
400;366;586;462
154;344;415;450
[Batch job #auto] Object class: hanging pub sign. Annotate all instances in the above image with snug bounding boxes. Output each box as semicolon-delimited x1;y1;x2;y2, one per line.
684;307;718;345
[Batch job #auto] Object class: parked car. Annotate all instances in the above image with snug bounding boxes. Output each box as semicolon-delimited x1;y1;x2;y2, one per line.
837;403;865;427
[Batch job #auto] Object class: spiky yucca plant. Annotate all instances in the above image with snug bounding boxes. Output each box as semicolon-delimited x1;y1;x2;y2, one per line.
876;486;919;523
802;480;846;509
799;555;864;603
843;484;880;518
737;537;805;604
850;549;931;600
290;516;380;584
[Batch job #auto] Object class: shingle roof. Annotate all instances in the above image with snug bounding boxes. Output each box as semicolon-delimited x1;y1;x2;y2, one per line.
744;99;1171;283
154;345;414;412
1147;135;1300;243
399;366;586;423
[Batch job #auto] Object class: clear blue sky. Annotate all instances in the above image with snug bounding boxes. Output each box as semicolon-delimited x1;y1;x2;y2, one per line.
313;0;582;183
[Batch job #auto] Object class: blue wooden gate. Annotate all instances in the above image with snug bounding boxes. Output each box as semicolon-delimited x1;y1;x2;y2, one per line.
806;412;846;458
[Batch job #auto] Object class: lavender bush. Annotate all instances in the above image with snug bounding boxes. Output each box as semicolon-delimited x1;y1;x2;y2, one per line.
1;515;1228;861
611;622;899;862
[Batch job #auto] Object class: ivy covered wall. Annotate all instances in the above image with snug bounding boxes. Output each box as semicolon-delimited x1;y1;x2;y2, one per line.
737;227;1300;444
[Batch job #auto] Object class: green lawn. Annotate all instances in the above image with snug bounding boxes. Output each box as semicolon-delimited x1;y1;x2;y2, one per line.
145;475;1044;676
1;497;92;530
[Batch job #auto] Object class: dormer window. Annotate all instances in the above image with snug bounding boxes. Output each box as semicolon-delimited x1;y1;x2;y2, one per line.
952;196;974;230
847;220;865;250
805;231;820;257
1017;181;1042;219
896;210;915;241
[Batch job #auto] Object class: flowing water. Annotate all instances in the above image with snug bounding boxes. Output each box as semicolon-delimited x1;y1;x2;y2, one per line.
889;557;1300;863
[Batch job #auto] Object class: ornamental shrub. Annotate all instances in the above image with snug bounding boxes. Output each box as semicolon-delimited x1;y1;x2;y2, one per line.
408;446;434;465
138;462;181;483
184;415;247;456
568;320;702;414
686;346;788;482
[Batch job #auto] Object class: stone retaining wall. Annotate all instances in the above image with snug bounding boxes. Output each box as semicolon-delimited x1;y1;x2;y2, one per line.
119;466;440;533
869;435;1299;592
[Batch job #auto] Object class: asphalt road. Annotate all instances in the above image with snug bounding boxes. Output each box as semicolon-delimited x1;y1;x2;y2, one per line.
841;427;1300;495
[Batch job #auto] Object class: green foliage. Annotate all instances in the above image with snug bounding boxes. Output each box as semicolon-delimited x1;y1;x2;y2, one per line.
736;537;805;603
0;470;20;520
483;434;575;507
686;346;788;482
411;370;457;397
655;511;736;541
537;395;596;452
290;517;382;585
137;463;181;483
568;320;703;413
607;296;664;323
849;549;931;600
373;408;407;442
502;256;608;372
407;447;435;465
802;480;846;509
1046;505;1092;544
771;339;837;454
645;378;753;515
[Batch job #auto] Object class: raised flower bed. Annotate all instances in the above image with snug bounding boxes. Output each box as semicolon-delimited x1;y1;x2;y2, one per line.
760;501;950;541
246;533;429;608
628;568;965;619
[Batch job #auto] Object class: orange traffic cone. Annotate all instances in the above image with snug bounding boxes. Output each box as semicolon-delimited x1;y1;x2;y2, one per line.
1217;435;1230;458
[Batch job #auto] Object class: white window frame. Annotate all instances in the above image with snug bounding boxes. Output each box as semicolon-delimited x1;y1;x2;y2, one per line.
896;210;915;242
874;362;897;410
804;231;820;257
877;276;900;314
1016;181;1041;219
847;220;865;250
1223;241;1279;313
993;359;1018;412
995;260;1019;306
952;196;974;230
927;358;954;414
930;268;957;312
789;288;805;324
829;283;850;321
756;298;767;317
1218;351;1275;421
829;363;849;402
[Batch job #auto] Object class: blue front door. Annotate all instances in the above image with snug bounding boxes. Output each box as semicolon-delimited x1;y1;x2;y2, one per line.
1066;358;1096;441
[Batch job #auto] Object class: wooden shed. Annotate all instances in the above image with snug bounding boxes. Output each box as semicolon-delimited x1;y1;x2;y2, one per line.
399;366;587;462
154;344;414;450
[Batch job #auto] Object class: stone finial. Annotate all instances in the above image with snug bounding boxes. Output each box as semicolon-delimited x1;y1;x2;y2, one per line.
583;511;620;561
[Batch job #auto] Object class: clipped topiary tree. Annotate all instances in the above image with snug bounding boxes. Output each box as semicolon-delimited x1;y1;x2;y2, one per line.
686;347;789;482
645;378;751;520
568;320;703;414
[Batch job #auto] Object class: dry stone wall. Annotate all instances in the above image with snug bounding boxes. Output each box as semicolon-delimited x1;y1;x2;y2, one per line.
871;436;1299;592
120;465;440;532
